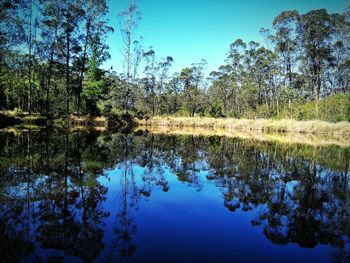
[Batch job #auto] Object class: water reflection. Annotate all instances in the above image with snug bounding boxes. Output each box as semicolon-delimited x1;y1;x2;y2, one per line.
0;129;349;262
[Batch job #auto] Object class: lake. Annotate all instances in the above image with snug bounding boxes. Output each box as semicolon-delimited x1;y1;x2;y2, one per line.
0;129;349;262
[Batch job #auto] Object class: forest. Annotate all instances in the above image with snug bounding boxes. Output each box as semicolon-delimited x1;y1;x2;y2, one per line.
1;0;349;123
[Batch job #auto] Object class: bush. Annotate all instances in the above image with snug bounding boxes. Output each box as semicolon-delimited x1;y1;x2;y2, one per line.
242;109;258;119
255;104;274;119
209;101;223;118
173;108;190;117
318;93;349;122
97;99;112;115
228;110;242;118
278;93;350;122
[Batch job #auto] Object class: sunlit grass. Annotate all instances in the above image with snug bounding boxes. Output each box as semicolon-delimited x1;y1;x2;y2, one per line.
137;117;350;137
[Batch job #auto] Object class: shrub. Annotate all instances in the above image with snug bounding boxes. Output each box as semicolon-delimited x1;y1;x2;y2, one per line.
173;108;190;117
255;104;274;119
97;99;112;115
209;101;223;118
277;93;350;122
318;93;349;122
228;110;242;119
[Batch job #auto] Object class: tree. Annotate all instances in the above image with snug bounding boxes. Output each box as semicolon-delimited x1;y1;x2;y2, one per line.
76;0;110;114
119;0;141;112
157;56;174;114
143;49;157;116
180;62;207;117
39;0;62;115
142;50;173;116
272;10;300;87
163;73;182;114
298;10;334;102
57;0;85;115
82;59;104;115
209;66;235;117
326;12;350;94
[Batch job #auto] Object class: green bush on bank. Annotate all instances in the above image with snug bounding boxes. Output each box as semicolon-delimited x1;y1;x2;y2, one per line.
217;93;349;122
149;93;349;123
277;94;349;122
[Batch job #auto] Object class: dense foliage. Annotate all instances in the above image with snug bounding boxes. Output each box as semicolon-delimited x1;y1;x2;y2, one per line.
0;1;349;121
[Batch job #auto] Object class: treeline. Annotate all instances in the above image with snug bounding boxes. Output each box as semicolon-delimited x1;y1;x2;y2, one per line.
1;1;349;121
207;9;350;120
0;0;111;116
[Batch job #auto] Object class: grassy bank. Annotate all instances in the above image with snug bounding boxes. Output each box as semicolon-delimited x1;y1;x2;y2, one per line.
239;93;350;122
137;117;350;137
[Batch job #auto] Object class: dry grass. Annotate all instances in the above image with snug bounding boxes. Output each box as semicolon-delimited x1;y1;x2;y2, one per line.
137;117;350;137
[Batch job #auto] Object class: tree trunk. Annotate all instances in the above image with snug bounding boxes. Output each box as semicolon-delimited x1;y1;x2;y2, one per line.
77;18;91;115
315;77;321;119
66;28;70;115
28;0;33;115
46;27;57;116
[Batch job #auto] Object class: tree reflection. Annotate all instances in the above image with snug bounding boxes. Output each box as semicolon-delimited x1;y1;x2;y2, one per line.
205;136;350;257
0;130;110;262
0;129;349;261
111;135;138;257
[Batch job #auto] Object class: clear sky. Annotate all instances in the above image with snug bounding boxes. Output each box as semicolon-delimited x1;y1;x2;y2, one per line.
104;0;348;75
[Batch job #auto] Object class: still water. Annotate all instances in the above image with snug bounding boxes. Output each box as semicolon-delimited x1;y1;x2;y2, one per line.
0;129;349;262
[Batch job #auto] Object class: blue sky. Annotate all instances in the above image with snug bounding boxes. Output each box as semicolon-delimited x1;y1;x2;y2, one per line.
104;0;347;75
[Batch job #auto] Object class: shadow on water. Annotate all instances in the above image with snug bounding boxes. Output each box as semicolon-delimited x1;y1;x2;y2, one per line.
0;129;349;262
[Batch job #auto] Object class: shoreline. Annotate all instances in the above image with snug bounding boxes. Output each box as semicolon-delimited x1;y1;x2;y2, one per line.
1;113;350;147
137;117;350;137
136;125;350;148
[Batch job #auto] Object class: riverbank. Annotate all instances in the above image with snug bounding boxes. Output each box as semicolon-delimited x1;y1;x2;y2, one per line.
137;117;350;137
